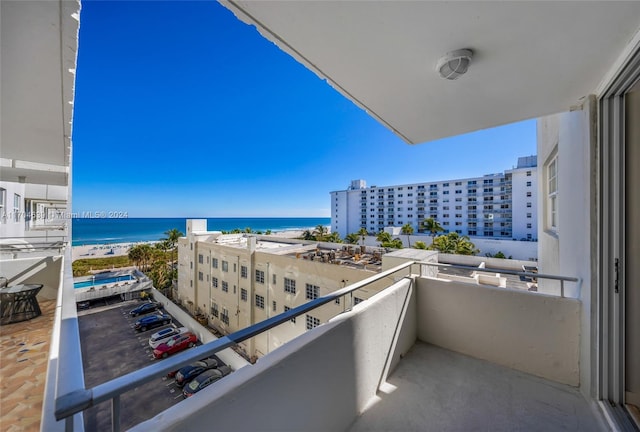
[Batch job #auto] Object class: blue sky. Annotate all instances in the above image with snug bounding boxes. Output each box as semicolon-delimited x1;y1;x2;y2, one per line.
72;1;536;218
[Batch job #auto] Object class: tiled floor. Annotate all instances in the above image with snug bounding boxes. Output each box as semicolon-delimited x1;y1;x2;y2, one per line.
350;342;605;432
0;300;56;432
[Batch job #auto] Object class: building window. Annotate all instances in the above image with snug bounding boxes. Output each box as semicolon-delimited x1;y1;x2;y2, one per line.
527;213;532;218
198;254;203;264
526;181;532;187
241;288;247;301
284;278;296;294
255;270;265;284
306;315;320;330
255;294;265;309
13;194;20;222
526;192;532;197
272;301;277;312
272;274;276;284
0;188;5;222
212;277;218;288
526;202;532;208
190;262;193;269
221;308;229;325
527;223;532;229
222;261;229;272
211;303;219;318
212;258;218;268
241;265;247;278
284;306;296;323
547;156;558;231
198;272;203;281
222;281;228;292
526;171;532;176
306;284;320;300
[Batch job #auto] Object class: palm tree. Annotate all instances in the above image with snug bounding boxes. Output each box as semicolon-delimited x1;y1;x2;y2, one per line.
413;241;427;249
301;230;315;241
357;228;368;245
428;232;478;255
376;231;392;245
345;233;360;244
312;224;329;241
128;245;143;268
162;228;184;280
325;232;342;243
422;217;444;239
401;223;414;247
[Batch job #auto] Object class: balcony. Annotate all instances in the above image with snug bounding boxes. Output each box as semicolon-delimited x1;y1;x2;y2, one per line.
47;260;600;431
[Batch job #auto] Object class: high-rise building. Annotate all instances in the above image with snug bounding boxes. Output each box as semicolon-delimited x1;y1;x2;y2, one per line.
330;156;537;240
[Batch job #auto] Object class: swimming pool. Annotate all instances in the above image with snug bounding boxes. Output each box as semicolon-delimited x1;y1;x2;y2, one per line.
74;274;134;289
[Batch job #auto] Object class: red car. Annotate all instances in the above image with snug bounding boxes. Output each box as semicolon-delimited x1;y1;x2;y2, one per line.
153;333;198;359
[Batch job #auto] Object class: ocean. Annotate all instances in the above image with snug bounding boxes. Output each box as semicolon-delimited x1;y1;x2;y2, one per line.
71;217;331;246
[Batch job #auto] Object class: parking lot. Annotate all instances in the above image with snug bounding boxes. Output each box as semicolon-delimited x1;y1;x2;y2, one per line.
79;299;224;430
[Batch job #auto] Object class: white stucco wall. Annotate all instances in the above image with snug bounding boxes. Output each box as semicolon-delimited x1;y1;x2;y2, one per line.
415;276;580;386
537;96;597;397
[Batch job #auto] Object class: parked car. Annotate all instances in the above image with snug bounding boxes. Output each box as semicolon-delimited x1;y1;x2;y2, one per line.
134;314;171;332
149;326;189;349
182;365;232;397
129;302;162;316
175;358;219;387
153;332;198;359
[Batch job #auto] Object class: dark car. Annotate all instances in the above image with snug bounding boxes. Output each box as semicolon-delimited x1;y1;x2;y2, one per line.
153;332;198;359
182;365;232;397
134;314;171;332
175;358;219;387
129;302;162;316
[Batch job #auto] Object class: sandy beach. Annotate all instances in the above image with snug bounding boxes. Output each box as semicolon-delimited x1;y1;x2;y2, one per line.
71;230;307;261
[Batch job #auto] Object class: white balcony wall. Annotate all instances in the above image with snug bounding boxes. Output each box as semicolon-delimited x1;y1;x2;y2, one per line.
132;278;416;432
415;276;580;386
0;255;63;299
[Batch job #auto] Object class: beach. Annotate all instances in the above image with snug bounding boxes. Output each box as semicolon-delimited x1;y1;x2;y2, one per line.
71;230;307;261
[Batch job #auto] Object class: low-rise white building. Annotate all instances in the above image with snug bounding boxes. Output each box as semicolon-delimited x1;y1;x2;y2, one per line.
176;219;436;359
330;156;537;241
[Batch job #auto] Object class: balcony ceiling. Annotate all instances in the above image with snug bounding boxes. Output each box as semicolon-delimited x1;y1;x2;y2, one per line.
222;1;640;144
0;1;78;175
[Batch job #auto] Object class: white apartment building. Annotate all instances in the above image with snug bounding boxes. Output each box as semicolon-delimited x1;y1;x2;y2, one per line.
330;156;537;241
176;219;431;359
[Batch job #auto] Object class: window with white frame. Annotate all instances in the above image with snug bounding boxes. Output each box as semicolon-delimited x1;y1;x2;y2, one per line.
241;288;247;301
198;254;203;264
222;260;228;272
0;188;5;222
241;265;247;278
212;258;218;268
255;294;265;309
284;278;296;294
255;270;264;284
547;156;558;231
221;308;229;325
305;284;319;300
306;314;320;330
198;272;203;281
222;281;228;292
212;277;218;288
211;302;219;318
13;194;21;222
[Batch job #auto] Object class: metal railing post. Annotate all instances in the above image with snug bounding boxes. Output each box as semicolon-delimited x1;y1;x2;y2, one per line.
112;395;120;432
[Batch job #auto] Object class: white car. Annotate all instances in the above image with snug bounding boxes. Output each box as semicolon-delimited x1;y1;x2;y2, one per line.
149;326;189;349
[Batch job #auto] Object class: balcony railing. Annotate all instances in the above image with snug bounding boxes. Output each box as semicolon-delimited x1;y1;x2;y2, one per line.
54;261;416;431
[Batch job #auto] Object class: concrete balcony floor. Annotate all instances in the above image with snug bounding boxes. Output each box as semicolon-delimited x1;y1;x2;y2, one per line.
350;342;603;432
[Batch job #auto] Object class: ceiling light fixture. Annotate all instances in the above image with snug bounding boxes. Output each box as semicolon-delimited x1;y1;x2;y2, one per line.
436;49;473;80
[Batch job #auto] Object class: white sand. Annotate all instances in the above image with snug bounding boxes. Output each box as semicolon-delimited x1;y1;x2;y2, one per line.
71;230;308;261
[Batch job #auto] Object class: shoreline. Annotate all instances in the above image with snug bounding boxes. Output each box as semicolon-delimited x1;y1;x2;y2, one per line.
71;229;309;261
